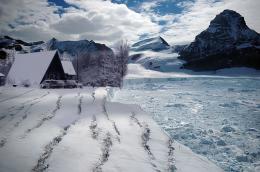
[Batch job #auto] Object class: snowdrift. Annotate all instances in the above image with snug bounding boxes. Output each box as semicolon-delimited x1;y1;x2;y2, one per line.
0;87;223;172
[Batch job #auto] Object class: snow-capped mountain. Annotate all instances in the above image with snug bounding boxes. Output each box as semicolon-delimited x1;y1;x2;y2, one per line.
0;36;43;53
31;38;112;55
131;36;170;52
179;9;260;71
129;36;186;72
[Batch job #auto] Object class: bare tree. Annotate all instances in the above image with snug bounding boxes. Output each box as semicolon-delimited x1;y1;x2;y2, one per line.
115;40;129;87
69;40;128;87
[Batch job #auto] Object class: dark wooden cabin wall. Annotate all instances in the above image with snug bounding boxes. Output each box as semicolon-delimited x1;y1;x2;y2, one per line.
41;53;65;83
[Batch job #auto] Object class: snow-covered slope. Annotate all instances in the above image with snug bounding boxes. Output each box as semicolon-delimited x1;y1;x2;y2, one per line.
129;36;185;72
179;9;260;71
131;36;170;52
129;49;185;72
128;46;260;77
0;87;223;172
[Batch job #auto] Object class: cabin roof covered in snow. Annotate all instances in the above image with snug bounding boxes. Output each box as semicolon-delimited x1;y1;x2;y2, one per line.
61;61;76;75
7;50;57;85
0;73;4;77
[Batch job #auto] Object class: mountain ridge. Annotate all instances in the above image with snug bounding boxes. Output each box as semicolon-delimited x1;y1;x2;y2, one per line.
131;36;170;52
179;9;260;71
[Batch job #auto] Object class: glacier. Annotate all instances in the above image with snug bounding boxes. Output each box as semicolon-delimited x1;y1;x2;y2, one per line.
112;77;260;172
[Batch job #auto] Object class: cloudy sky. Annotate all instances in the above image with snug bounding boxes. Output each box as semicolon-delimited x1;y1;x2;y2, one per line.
0;0;259;46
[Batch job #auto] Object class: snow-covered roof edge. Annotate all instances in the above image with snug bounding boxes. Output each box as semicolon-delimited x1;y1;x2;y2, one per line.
6;50;58;86
61;60;76;75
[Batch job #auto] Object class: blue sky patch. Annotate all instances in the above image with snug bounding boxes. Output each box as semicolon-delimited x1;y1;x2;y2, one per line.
48;0;71;8
111;0;185;15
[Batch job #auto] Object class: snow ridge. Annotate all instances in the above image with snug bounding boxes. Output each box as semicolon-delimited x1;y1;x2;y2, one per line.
102;100;121;139
131;36;170;52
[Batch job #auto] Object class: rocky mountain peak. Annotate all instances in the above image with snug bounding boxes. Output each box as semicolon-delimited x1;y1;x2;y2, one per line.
179;9;260;71
210;9;247;27
206;9;256;41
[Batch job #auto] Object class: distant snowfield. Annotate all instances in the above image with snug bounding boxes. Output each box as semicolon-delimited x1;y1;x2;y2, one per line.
128;49;260;78
127;63;260;79
0;87;223;172
113;77;260;172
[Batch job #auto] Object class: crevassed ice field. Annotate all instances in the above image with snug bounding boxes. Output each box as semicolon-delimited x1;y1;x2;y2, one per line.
112;77;260;172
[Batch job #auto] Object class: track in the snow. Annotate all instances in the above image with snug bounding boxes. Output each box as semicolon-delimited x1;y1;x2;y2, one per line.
0;89;35;103
0;100;43;148
0;92;50;124
90;115;101;139
93;132;113;172
90;94;117;172
130;111;143;128
0;92;50;148
78;95;83;114
130;111;162;172
32;124;71;172
102;100;120;137
168;139;177;171
32;95;83;172
92;90;96;104
24;95;62;136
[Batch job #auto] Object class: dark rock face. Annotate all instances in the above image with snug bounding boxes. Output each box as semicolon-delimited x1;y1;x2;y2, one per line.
129;53;143;62
0;36;43;52
45;38;112;55
179;9;260;71
172;44;188;53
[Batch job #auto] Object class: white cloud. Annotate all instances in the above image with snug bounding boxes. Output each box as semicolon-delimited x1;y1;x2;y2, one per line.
0;0;259;46
160;0;260;45
139;1;159;12
51;14;103;34
0;0;60;41
56;0;161;45
0;0;161;45
4;25;54;41
0;0;59;25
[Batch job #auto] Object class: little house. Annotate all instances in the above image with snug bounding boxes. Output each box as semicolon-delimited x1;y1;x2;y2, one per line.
6;50;75;86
